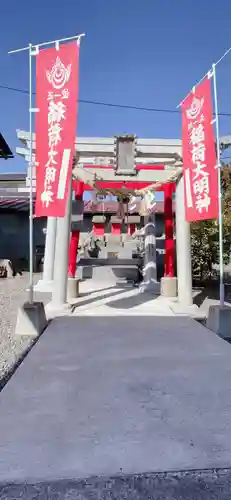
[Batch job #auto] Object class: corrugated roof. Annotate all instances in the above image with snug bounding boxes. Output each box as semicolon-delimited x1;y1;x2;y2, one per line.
0;172;25;181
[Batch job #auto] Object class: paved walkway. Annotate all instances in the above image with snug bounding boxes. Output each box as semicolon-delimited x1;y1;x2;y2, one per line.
1;312;231;487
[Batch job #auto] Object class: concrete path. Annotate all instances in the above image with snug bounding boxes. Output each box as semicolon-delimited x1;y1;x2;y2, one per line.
1;314;231;489
70;281;175;317
46;279;178;319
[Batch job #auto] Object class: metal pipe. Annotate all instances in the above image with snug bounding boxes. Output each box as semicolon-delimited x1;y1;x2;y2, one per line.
8;33;85;54
28;44;34;304
212;63;225;307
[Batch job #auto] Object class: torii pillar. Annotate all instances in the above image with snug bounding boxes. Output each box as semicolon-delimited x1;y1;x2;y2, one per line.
160;183;177;297
34;216;57;291
50;180;73;309
68;181;84;277
175;174;193;306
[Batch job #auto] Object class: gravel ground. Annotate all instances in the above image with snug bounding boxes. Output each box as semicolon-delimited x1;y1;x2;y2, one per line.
0;273;51;389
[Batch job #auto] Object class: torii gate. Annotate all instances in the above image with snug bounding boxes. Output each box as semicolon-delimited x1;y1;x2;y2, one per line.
69;162;178;286
16;131;197;309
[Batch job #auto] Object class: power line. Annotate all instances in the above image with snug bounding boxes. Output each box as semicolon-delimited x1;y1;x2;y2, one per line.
78;99;180;114
0;83;179;113
0;82;231;117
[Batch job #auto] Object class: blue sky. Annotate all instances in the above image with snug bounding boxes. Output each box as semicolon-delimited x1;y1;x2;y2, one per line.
1;0;231;176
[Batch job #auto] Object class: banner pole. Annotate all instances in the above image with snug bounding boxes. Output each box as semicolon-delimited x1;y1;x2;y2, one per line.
28;43;34;304
212;63;225;307
8;33;85;54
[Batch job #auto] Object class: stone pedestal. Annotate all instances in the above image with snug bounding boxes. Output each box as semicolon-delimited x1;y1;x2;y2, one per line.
160;276;177;298
207;305;231;339
67;278;80;300
15;302;47;337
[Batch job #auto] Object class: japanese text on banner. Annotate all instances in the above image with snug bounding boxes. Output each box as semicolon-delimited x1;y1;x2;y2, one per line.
41;86;70;208
181;77;218;222
35;42;79;218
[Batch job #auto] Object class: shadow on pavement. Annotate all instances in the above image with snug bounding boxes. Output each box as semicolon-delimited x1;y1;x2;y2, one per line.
70;286;130;312
108;292;158;309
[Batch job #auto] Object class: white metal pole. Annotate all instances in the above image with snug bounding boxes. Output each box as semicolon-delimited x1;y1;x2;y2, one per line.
8;33;85;54
28;44;34;304
212;63;225;307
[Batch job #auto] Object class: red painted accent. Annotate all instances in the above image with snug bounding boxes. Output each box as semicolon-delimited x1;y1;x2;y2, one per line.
68;230;80;278
93;224;105;236
68;181;84;278
128;223;135;235
164;183;175;278
73;181;163;192
83;164;164;171
111;223;121;235
72;164;165;193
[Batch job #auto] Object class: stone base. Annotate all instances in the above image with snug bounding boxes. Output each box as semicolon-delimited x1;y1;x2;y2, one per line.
170;302;203;319
15;301;47;336
160;276;177;297
46;301;72;318
67;277;80;300
139;279;160;294
207;305;231;339
34;279;53;293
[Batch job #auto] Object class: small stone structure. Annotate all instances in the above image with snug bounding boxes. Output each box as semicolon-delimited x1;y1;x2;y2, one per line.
0;259;14;278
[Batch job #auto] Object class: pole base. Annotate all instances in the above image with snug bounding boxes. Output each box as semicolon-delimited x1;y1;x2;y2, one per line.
46;301;72;318
67;278;80;300
207;305;231;339
160;276;177;298
15;301;47;336
169;302;202;319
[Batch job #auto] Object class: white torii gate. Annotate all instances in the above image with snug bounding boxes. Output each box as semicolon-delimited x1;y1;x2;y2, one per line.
17;129;231;311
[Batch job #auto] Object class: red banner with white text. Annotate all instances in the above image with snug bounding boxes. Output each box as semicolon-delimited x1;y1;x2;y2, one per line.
35;42;79;217
181;77;218;222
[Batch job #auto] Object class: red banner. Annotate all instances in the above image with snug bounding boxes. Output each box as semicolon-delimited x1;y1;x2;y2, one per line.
181;77;218;222
35;42;79;217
